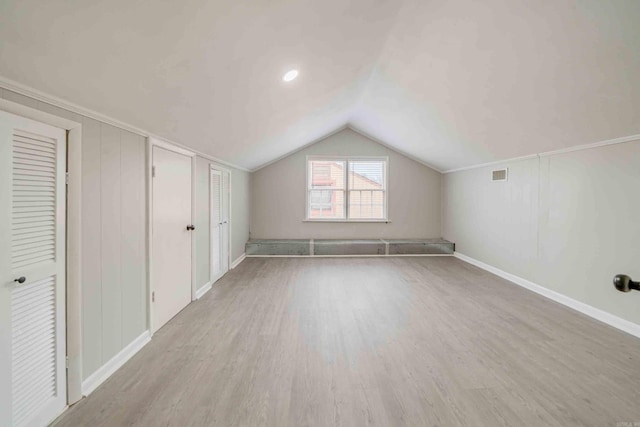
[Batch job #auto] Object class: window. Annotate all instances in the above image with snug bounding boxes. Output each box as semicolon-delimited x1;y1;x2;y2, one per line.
307;157;387;221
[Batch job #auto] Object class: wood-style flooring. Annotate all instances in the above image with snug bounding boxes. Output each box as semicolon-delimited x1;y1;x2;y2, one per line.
54;257;640;426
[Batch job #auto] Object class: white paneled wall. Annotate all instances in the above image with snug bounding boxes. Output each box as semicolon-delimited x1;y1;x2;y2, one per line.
443;138;640;328
82;118;146;378
0;89;148;381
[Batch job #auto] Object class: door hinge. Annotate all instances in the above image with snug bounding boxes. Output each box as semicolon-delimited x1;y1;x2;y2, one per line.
152;291;155;303
65;356;69;369
152;166;156;178
65;172;69;185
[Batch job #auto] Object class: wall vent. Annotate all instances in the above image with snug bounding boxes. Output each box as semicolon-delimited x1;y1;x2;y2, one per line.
491;168;508;182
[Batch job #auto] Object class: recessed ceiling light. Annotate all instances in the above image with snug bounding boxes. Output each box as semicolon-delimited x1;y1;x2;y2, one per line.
283;69;299;82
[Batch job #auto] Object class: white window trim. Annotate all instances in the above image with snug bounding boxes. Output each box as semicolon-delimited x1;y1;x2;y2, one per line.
305;155;389;222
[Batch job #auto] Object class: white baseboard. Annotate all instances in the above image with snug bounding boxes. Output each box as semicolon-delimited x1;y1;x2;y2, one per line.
246;254;453;258
195;281;213;299
231;253;246;269
81;330;151;396
454;252;640;339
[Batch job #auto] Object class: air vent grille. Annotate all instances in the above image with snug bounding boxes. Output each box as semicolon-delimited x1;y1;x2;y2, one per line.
491;168;508;182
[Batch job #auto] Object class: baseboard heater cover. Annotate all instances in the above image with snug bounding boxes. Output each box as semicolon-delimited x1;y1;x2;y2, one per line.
246;238;454;257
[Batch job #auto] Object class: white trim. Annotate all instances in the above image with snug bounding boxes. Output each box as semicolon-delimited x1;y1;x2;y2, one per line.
0;98;79;130
444;134;640;174
81;331;151;396
195;281;213;299
151;137;195;158
246;254;453;258
148;138;195;333
0;99;85;405
230;253;247;269
0;76;250;172
303;219;392;223
191;156;197;301
305;155;389;222
453;252;640;339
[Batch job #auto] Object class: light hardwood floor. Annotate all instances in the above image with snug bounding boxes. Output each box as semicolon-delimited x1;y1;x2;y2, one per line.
54;257;640;426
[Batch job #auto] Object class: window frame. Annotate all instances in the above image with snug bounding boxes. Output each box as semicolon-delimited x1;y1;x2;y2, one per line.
305;155;389;222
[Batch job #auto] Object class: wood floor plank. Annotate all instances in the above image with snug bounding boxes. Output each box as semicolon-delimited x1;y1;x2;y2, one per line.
54;257;640;426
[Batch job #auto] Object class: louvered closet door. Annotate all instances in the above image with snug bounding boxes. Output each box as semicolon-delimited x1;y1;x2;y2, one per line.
0;111;67;427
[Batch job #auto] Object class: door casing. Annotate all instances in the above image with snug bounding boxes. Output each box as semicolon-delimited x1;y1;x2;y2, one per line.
147;138;196;334
0;99;83;413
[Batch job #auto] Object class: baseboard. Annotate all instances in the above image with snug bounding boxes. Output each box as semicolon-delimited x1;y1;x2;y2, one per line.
81;330;151;396
231;253;246;269
246;254;454;258
454;252;640;339
195;281;212;299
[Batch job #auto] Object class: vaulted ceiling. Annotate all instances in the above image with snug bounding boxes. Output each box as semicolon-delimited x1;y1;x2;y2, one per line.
1;0;639;171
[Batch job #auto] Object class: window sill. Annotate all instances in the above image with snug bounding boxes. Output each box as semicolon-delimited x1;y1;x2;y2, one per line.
303;219;391;223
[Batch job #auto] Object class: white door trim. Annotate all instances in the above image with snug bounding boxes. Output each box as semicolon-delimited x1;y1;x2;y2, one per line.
0;98;83;406
147;137;195;335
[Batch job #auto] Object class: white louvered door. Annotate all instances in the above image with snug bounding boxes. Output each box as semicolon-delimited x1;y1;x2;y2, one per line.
0;111;67;427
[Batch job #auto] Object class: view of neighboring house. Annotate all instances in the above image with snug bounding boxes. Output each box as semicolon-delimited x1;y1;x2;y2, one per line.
309;160;385;220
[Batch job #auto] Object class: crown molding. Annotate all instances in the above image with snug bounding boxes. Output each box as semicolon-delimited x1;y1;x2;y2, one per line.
444;134;640;174
0;75;251;172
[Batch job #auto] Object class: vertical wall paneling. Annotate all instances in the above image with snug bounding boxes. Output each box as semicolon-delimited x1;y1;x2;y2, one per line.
80;117;102;378
195;156;211;290
443;139;640;327
120;132;147;344
100;124;122;361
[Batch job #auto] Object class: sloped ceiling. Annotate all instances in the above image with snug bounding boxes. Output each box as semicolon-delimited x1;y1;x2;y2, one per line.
1;0;639;171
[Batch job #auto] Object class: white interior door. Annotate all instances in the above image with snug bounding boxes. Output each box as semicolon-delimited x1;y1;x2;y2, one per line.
221;171;230;272
0;111;67;427
210;169;230;283
210;170;223;282
152;146;193;332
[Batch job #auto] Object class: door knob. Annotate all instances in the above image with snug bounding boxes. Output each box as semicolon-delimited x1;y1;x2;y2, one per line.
613;274;640;292
186;225;195;231
14;277;26;284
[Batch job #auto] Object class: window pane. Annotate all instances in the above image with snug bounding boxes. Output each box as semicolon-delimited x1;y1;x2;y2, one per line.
348;160;386;219
349;161;385;190
309;160;344;189
309;190;345;219
348;190;385;219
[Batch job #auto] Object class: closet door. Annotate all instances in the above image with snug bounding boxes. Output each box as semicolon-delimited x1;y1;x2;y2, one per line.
0;110;67;427
210;170;223;282
220;171;230;273
152;146;193;331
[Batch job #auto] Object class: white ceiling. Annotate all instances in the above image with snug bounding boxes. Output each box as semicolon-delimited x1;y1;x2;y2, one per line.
1;0;639;171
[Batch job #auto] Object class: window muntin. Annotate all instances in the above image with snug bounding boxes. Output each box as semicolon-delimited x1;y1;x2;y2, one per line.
307;157;387;221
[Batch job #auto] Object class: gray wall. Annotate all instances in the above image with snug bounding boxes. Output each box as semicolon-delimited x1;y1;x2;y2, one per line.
0;89;148;380
443;139;640;326
251;128;442;239
195;156;251;292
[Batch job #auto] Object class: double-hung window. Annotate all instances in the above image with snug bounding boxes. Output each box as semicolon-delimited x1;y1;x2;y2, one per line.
306;157;387;221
